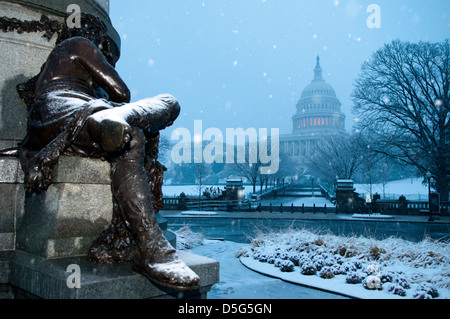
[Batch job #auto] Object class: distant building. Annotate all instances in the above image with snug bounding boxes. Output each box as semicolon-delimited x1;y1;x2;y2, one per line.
280;56;346;164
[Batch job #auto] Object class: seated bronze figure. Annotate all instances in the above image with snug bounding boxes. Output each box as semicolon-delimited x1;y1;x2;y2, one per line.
16;14;200;291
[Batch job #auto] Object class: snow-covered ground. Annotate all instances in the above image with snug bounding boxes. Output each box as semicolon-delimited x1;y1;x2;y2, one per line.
174;227;449;299
354;178;428;200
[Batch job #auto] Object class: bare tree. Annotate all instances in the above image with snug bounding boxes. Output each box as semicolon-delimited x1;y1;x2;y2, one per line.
306;132;366;185
231;142;262;194
193;162;210;211
157;134;171;161
352;40;449;201
273;152;300;187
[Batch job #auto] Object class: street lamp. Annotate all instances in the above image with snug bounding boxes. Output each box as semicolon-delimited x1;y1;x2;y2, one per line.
426;171;434;222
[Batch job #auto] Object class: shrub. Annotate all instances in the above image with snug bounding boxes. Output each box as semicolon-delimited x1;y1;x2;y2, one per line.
393;276;410;289
301;262;316;275
342;262;357;273
388;284;406;297
332;265;346;275
364;275;382;290
257;254;269;263
346;272;365;284
289;254;300;266
298;252;311;267
366;264;381;276
413;291;433;299
380;272;394;283
280;260;295;272
313;257;326;271
415;283;439;298
319;266;335;279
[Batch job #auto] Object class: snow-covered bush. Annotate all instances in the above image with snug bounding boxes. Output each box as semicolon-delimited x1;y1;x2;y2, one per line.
366;264;381;276
289;254;300;266
353;261;363;269
380;272;394;283
364;275;382;290
298;252;311;267
342;261;357;273
319;266;335;279
332;264;346;275
301;261;316;275
413;291;433;299
324;255;336;267
280;260;295;272
414;283;439;299
312;255;326;271
346;272;365;284
243;226;449;298
274;259;283;268
334;255;344;265
393;276;410;289
255;253;269;263
388;284;406;296
280;252;290;260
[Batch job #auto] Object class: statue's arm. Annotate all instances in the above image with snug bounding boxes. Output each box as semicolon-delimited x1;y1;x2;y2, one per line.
71;38;131;103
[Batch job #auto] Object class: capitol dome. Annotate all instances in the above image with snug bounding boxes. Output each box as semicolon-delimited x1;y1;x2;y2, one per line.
280;56;346;159
300;57;337;99
292;56;345;134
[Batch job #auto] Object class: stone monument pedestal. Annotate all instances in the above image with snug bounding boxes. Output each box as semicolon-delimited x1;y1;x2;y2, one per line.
0;0;219;299
9;250;219;299
3;156;219;299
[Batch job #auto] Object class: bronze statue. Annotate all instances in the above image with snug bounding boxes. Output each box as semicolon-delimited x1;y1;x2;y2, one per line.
16;14;200;291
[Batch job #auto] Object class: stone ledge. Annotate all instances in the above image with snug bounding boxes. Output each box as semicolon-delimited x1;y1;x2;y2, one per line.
53;156;111;185
9;249;219;299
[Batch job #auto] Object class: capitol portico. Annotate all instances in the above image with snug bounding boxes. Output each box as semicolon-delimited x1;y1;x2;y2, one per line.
280;56;346;163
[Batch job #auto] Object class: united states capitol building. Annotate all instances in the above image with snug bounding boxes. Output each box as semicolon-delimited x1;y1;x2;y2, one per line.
280;56;346;163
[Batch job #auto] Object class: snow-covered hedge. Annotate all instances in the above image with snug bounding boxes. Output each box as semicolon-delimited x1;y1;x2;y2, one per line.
238;227;449;299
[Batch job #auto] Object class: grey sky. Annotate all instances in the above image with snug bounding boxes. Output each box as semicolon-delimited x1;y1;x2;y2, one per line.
110;0;449;138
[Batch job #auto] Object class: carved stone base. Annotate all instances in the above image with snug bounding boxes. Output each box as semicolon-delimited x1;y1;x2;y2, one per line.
7;155;218;298
9;249;219;299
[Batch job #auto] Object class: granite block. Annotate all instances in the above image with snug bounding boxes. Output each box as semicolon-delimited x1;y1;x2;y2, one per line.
9;249;219;299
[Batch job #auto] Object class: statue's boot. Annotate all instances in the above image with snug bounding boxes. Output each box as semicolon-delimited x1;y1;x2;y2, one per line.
87;94;180;152
111;128;200;290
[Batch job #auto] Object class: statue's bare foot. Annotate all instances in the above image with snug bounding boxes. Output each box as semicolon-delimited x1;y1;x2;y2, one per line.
133;253;200;291
87;112;132;152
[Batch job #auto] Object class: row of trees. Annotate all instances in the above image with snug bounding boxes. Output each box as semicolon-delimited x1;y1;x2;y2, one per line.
163;142;298;195
306;131;414;196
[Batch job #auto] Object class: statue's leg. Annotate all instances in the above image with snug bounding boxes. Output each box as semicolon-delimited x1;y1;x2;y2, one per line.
87;94;180;152
110;127;199;290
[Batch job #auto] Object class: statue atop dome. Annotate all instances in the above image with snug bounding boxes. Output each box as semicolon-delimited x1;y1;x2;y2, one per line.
314;55;323;81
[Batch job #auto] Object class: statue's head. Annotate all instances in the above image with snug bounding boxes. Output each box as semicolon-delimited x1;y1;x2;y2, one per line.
57;13;118;66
